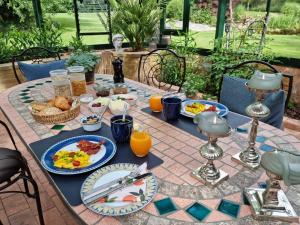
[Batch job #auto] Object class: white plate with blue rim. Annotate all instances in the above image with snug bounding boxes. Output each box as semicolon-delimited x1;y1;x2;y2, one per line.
80;163;158;216
181;100;229;118
41;135;116;175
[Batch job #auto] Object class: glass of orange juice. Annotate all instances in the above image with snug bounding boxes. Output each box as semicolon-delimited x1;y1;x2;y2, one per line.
130;124;152;157
149;94;163;112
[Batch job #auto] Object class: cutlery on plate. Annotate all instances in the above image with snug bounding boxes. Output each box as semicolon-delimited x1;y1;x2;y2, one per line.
83;172;153;205
82;163;147;202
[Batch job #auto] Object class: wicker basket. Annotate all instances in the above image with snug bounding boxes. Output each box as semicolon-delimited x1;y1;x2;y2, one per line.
31;102;80;124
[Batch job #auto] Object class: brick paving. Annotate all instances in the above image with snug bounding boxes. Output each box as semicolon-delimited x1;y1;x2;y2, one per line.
0;75;299;225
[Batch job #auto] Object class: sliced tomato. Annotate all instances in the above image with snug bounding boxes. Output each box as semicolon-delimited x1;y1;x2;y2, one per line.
72;160;80;167
53;155;59;161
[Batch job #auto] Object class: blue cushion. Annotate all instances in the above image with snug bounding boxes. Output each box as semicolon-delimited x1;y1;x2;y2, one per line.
18;60;65;81
220;75;285;128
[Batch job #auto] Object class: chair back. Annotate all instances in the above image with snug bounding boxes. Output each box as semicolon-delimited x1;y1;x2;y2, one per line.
138;49;186;92
218;60;293;111
0;120;18;151
97;50;114;75
12;47;62;83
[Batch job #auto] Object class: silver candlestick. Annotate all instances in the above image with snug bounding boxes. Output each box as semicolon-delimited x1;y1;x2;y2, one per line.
244;149;300;222
192;112;231;186
232;71;282;169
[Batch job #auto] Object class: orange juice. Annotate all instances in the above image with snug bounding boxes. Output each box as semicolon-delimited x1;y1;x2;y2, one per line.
149;94;163;112
130;131;152;157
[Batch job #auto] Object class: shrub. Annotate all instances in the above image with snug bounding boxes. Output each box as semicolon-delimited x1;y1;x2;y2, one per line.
234;4;246;21
190;6;214;25
0;19;63;63
166;0;183;20
281;2;300;17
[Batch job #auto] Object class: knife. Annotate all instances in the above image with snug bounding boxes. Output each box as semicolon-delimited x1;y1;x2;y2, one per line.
83;172;152;205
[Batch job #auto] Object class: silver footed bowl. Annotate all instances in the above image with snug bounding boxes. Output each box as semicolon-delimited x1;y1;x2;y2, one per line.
261;149;300;186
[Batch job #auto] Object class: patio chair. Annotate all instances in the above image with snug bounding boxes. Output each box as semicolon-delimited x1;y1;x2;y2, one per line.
137;49;186;92
12;47;64;84
218;60;293;128
0;120;45;225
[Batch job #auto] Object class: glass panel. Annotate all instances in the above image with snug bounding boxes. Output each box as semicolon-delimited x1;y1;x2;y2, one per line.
165;0;185;30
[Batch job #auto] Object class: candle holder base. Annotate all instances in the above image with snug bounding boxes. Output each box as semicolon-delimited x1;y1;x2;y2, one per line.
244;187;298;223
191;166;228;187
232;152;260;169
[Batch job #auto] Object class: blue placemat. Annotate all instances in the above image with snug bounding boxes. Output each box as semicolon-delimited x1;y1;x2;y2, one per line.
141;107;251;140
29;123;163;206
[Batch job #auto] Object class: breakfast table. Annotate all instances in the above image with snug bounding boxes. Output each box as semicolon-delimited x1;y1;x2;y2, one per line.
0;74;299;225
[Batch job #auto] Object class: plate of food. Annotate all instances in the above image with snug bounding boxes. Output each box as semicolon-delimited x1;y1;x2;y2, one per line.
181;100;229;118
41;135;116;175
80;163;157;216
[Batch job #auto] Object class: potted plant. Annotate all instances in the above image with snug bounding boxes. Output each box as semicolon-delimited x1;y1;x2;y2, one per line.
109;0;161;79
66;50;100;84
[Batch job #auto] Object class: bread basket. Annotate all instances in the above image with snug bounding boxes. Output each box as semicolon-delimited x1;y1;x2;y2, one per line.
31;99;80;124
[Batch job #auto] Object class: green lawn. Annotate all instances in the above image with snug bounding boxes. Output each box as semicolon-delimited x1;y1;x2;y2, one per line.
50;13;300;59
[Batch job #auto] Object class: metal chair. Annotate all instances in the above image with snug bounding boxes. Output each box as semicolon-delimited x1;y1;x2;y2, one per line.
138;48;186;92
12;47;61;84
218;60;293;111
0;120;45;225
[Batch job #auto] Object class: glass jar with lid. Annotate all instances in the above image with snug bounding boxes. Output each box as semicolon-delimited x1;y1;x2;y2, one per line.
113;83;128;95
50;69;72;97
94;83;111;97
68;66;87;96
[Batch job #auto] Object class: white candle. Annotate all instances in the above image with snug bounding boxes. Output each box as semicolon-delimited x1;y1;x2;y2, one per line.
195;112;230;136
248;70;282;91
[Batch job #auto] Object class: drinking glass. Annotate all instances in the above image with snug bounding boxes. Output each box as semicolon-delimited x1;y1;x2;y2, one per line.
149;94;163;112
130;125;152;157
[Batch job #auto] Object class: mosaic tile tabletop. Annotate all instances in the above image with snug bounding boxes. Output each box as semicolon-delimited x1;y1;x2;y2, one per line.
1;74;300;225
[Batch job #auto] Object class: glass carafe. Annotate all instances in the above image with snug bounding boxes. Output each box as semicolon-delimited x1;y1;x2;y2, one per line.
50;69;71;97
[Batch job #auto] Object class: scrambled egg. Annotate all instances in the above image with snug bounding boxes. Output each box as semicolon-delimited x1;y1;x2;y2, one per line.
185;103;206;114
53;150;90;169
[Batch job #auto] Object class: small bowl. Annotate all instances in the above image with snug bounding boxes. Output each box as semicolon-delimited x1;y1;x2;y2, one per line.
111;94;137;106
109;100;130;115
80;115;102;132
88;98;109;115
80;94;94;103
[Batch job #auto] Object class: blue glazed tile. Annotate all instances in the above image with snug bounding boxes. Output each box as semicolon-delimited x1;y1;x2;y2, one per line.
51;124;65;130
19;93;28;96
256;136;266;143
21;96;31;100
242;193;250;205
258;182;267;189
27;85;35;88
35;82;44;85
259;144;275;152
23;100;34;103
21;89;30;92
45;80;52;83
236;127;248;133
217;199;240;218
154;197;177;215
186;202;211;222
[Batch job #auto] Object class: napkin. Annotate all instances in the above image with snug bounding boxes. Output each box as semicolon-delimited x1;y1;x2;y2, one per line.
98;164;148;203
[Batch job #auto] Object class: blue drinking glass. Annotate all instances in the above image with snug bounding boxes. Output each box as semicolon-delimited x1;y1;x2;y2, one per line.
110;115;133;143
162;97;182;121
